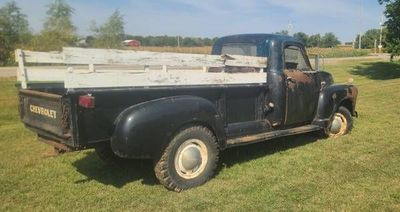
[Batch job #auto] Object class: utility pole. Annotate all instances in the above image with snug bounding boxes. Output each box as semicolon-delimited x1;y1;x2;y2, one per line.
379;16;384;53
287;20;293;36
177;36;181;48
359;0;364;49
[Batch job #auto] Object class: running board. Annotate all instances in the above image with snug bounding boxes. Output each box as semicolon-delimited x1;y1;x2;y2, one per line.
226;125;321;147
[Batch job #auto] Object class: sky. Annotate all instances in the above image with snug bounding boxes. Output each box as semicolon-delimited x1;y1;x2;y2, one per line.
3;0;386;42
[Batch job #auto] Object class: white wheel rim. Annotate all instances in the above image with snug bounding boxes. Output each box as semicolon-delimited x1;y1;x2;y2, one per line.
329;113;348;138
174;139;208;179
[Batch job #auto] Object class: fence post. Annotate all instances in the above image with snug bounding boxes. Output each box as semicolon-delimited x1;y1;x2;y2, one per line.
16;49;27;89
315;54;320;71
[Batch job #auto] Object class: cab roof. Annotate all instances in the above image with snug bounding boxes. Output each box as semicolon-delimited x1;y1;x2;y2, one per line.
213;33;298;46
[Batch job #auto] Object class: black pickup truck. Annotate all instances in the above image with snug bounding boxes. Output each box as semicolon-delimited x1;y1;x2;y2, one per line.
17;34;358;191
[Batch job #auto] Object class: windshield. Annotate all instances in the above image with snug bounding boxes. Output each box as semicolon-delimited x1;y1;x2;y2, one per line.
221;43;257;56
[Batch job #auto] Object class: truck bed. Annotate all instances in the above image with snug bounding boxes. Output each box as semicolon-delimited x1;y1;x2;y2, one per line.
15;47;270;150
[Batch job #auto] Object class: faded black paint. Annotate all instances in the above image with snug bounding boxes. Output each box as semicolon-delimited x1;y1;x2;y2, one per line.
18;34;358;159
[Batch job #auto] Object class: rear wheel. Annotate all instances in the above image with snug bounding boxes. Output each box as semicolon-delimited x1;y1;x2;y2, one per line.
154;126;219;192
327;106;353;138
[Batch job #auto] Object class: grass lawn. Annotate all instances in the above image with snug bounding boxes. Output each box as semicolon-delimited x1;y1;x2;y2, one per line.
1;60;400;211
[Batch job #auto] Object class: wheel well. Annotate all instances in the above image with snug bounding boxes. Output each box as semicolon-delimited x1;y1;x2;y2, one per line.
340;99;353;115
169;121;224;150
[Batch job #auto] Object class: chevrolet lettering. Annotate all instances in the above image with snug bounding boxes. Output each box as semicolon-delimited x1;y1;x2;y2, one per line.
29;105;57;119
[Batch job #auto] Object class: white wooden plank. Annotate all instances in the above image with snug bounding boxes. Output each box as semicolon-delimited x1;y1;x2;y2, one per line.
64;69;267;88
18;65;268;87
16;47;268;68
19;66;192;83
22;67;67;82
62;47;267;68
18;49;64;64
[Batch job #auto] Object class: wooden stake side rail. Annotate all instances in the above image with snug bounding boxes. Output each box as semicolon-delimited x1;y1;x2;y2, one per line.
15;47;268;89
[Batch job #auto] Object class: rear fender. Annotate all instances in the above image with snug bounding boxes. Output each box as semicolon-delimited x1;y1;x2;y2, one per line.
111;96;225;159
313;84;358;128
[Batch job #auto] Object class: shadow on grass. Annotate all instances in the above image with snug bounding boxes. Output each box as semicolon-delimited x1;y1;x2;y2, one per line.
219;132;319;168
73;154;158;188
73;132;320;188
350;61;400;80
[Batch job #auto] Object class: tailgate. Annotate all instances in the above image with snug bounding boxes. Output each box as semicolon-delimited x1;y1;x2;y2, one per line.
19;89;71;139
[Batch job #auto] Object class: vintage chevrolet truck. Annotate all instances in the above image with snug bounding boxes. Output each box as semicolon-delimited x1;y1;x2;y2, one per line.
16;34;358;191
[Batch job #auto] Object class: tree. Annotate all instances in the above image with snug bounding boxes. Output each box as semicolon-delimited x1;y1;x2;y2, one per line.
0;1;31;65
379;0;400;61
275;30;289;36
91;10;125;48
308;34;321;47
293;32;308;46
355;29;386;49
321;32;340;48
32;0;76;51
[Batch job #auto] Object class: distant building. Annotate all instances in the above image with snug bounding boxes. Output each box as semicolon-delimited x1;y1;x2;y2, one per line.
123;40;141;47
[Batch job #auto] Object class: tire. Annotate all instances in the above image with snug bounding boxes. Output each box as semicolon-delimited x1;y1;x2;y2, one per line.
154;126;219;192
95;143;124;165
326;106;353;138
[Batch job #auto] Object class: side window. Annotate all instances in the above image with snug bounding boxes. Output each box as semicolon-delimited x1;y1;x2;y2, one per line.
284;46;310;71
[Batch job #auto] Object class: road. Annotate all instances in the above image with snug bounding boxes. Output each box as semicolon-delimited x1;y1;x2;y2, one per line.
0;54;395;78
0;67;17;77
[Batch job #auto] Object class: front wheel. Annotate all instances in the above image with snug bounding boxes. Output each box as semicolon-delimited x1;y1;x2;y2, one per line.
154;126;219;192
327;106;353;138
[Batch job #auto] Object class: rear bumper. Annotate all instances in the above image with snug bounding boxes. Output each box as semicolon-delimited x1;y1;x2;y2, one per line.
38;136;74;152
26;125;82;151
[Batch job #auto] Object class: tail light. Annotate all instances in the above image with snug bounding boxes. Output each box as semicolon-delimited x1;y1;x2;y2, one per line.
79;94;95;108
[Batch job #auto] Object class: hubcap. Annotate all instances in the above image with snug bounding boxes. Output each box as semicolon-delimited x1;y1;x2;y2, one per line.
181;146;201;171
174;139;208;179
329;113;348;137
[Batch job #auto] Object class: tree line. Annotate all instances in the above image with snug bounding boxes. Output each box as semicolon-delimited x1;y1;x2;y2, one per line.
0;0;217;65
274;30;341;48
292;32;340;48
123;35;218;47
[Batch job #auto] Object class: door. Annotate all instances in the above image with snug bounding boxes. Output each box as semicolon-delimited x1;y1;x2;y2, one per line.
283;45;319;125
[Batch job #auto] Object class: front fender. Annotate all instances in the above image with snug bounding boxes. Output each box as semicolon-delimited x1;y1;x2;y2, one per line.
111;95;225;158
313;84;358;128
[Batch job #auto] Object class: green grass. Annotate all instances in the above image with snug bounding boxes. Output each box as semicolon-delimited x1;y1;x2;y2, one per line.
1;60;400;211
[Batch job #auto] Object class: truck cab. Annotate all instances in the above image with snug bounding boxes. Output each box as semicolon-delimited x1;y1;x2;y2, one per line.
211;34;356;139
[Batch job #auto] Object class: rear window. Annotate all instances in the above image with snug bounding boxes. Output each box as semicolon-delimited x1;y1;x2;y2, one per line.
221;43;257;56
